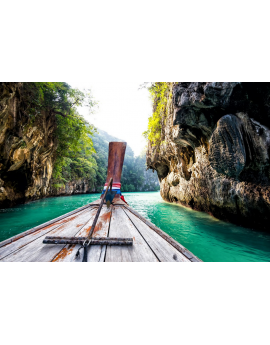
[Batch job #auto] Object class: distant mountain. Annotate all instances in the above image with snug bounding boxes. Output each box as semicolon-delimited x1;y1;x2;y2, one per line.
92;129;160;192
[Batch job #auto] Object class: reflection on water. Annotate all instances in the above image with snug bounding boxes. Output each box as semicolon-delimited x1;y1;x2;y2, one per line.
1;192;270;262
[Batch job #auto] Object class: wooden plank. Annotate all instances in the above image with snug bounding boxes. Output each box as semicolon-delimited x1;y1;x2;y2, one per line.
0;201;100;249
1;208;97;262
52;207;112;262
113;199;126;204
0;208;90;261
105;207;158;262
44;237;133;246
123;208;190;262
87;206;112;262
99;245;107;263
121;204;202;262
89;198;102;206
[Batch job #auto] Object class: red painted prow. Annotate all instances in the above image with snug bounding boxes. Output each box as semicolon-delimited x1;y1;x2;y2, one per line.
103;142;127;200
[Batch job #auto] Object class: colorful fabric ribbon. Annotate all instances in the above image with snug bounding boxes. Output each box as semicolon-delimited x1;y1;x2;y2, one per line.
102;183;122;195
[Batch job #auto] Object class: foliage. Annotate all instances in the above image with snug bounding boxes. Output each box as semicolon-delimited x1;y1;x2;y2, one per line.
53;183;65;189
19;82;159;193
53;116;96;181
21;82;96;118
92;130;160;193
20;82;98;184
143;82;173;146
91;133;109;188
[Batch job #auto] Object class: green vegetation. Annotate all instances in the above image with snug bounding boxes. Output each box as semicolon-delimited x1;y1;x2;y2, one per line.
52;183;65;189
92;130;160;193
121;150;158;193
20;82;159;193
20;82;98;186
143;82;173;146
20;140;27;148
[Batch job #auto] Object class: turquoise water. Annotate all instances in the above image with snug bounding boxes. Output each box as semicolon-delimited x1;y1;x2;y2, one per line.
0;192;270;262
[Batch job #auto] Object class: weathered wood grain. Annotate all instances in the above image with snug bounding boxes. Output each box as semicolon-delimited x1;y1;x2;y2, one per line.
87;207;113;262
1;208;97;262
89;198;102;206
1;199;201;262
0;202;99;249
44;236;133;246
0;208;89;261
52;207;112;262
121;204;202;262
105;207;158;262
123;208;190;262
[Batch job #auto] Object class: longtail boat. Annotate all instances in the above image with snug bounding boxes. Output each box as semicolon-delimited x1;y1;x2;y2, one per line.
0;142;201;262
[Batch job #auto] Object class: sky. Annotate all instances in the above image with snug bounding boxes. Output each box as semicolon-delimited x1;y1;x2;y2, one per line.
70;82;152;156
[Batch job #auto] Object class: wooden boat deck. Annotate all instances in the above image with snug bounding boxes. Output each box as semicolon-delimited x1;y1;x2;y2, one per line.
0;199;201;262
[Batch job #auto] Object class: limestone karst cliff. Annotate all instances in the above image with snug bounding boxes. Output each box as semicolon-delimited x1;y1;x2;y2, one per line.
0;82;55;207
146;82;270;231
0;83;159;208
0;82;94;208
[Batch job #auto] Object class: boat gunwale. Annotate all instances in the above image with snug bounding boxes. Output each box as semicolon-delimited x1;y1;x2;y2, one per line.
0;198;202;262
0;201;100;249
117;203;202;262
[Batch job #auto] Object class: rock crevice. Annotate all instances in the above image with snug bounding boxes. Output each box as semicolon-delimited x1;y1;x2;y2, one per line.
0;83;93;208
147;82;270;231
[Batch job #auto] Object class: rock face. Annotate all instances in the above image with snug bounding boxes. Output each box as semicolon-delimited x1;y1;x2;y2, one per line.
0;82;53;207
0;83;92;208
147;82;270;231
49;179;94;196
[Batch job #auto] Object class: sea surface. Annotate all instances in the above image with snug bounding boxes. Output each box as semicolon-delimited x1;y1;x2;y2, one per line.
0;191;270;262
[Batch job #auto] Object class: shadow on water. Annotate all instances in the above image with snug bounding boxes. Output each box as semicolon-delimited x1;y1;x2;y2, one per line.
0;192;270;262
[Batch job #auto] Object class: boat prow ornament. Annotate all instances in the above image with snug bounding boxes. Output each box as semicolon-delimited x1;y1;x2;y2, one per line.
43;142;133;262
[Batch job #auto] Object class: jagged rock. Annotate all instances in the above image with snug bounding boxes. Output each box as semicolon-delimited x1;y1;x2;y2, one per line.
0;83;55;206
8;148;31;171
48;179;91;196
0;83;94;208
209;114;247;178
147;82;270;231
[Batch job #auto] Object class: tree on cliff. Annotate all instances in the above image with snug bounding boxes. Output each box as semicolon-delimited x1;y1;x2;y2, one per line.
143;82;174;146
0;82;159;208
20;82;98;181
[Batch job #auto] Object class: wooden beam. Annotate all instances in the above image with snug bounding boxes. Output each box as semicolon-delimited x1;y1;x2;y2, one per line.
43;236;133;246
0;208;88;260
52;207;112;262
122;208;189;262
0;203;99;249
105;207;158;262
1;208;98;262
120;203;202;262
